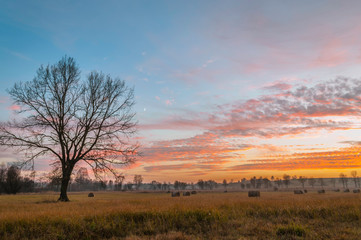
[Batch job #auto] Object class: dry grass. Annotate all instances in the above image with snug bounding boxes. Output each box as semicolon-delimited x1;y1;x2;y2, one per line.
0;191;361;239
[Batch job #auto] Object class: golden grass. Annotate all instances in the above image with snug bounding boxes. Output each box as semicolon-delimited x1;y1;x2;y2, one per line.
0;191;361;239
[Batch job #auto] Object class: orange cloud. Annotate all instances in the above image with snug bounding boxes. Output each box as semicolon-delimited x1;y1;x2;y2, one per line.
229;147;361;172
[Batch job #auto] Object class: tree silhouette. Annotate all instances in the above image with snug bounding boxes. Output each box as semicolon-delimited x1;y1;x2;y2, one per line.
298;176;307;189
133;174;143;190
282;174;291;188
339;173;348;189
0;56;138;201
350;171;358;188
4;166;22;194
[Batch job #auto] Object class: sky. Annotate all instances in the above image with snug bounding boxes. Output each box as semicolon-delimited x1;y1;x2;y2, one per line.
1;0;361;182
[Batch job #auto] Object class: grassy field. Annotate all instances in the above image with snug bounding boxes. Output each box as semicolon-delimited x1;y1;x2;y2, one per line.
0;191;361;239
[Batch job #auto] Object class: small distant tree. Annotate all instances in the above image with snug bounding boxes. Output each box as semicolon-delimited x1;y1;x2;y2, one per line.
250;176;256;188
162;182;169;191
275;177;282;188
283;174;291;188
339;173;348;188
47;166;62;191
262;178;271;188
350;171;358;188
308;177;316;188
4;166;22;194
179;182;187;190
115;175;124;191
0;164;6;194
126;182;133;190
298;176;307;189
256;177;262;189
197;179;204;190
223;179;227;190
108;180;113;190
174;180;180;190
133;175;143;190
75;167;92;190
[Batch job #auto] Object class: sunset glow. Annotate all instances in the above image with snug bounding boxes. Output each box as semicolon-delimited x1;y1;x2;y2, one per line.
1;1;361;182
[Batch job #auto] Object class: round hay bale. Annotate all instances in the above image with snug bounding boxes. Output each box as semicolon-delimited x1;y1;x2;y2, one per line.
88;192;94;197
294;190;303;194
248;191;260;197
171;192;180;197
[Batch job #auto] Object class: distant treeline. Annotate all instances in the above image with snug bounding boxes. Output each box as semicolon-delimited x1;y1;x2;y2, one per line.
0;165;360;194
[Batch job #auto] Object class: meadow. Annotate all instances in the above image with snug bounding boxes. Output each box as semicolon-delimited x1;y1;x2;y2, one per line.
0;191;360;239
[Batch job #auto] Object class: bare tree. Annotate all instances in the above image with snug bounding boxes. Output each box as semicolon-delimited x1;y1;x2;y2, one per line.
350;171;358;188
339;173;348;189
283;174;291;188
115;175;125;191
0;56;138;201
298;176;307;189
223;179;228;190
133;174;143;190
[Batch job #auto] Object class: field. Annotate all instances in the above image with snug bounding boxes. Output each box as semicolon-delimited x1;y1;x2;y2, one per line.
1;191;361;240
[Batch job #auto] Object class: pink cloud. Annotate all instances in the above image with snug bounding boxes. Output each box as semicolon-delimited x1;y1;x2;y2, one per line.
165;99;173;106
8;105;21;111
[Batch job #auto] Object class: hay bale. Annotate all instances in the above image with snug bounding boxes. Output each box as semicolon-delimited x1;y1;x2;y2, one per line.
344;189;350;192
317;190;325;194
191;191;197;194
248;191;260;197
334;189;340;192
303;189;308;193
273;187;278;192
88;192;94;197
183;191;191;196
294;190;303;194
353;189;360;193
171;192;180;197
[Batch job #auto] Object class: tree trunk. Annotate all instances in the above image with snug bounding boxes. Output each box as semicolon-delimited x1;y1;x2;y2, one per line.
58;165;74;202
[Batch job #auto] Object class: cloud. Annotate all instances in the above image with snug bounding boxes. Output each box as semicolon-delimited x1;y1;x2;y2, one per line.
165;99;174;106
8;105;21;111
141;131;251;164
229;147;361;171
141;77;361;171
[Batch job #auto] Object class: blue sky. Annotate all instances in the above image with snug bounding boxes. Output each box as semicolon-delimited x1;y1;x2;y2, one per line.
2;1;361;181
